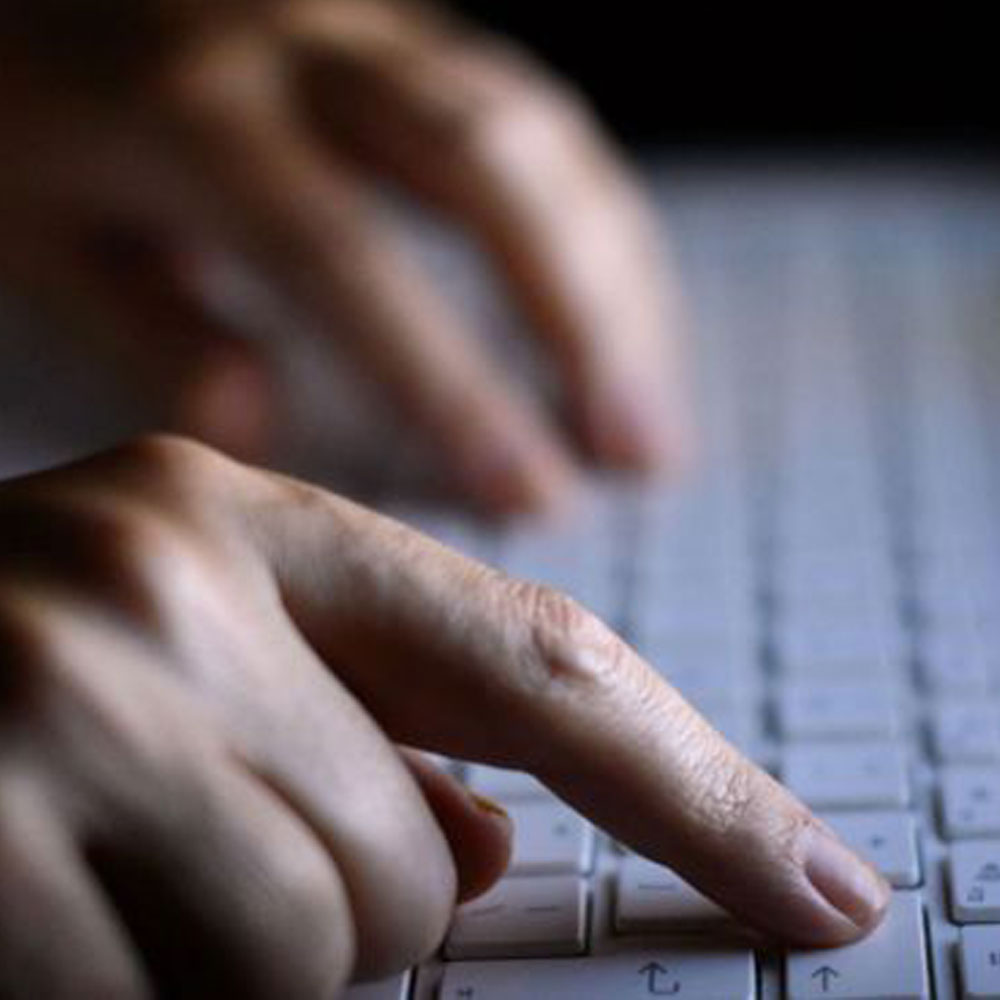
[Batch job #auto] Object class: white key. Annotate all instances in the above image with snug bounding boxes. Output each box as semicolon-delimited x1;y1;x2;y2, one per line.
941;767;1000;839
341;973;409;1000
445;875;586;959
640;631;756;682
778;683;901;739
464;765;549;801
959;926;1000;999
440;946;756;999
931;702;1000;763
920;634;993;694
785;891;929;998
951;842;1000;922
506;800;594;875
775;626;899;677
821;811;920;888
615;855;730;932
783;743;910;809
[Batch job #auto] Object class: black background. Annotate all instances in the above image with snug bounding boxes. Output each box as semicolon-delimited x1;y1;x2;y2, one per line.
452;3;996;152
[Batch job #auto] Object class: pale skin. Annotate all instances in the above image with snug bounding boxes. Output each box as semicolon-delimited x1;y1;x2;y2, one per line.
1;2;890;994
0;436;890;997
0;0;692;514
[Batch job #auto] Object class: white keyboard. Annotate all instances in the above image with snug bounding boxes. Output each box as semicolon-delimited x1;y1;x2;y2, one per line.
346;168;1000;999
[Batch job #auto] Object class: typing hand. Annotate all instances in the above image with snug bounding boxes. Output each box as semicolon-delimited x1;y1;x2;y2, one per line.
0;437;888;996
0;0;689;513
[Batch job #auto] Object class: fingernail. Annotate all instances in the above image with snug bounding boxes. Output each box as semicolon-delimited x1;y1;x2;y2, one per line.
802;825;892;929
468;792;510;823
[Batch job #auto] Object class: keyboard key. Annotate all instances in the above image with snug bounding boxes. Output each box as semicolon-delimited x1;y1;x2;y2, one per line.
821;811;921;888
959;926;1000;999
941;768;1000;839
775;626;899;677
919;633;994;694
464;765;549;801
778;683;901;739
931;702;1000;763
341;973;409;1000
640;631;757;686
783;742;911;809
506;800;594;875
445;875;586;959
950;842;1000;922
615;855;730;932
440;946;756;999
785;891;929;999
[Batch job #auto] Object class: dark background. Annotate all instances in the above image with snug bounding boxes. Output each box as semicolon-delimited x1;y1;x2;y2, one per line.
453;3;996;153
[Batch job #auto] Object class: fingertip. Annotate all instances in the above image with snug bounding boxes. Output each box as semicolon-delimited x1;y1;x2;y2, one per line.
456;437;580;518
576;379;696;479
456;792;514;903
796;823;892;944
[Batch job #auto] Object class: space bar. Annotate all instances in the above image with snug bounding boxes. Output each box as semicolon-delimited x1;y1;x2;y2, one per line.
439;948;755;999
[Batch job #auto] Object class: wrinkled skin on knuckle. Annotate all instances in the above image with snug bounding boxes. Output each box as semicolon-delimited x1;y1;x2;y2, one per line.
511;580;631;699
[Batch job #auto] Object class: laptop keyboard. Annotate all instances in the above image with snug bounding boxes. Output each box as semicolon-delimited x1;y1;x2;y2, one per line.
345;168;1000;999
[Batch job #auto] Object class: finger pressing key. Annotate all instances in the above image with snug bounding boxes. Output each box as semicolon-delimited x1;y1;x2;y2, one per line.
239;459;891;947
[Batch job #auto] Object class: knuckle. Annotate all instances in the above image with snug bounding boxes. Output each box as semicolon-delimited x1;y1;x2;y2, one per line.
513;580;628;694
87;506;206;620
39;493;215;633
111;433;226;501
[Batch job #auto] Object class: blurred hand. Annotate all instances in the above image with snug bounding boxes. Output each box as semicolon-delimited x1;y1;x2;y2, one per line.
0;0;690;514
0;435;887;997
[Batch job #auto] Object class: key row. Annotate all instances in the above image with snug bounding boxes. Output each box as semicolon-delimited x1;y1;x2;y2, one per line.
439;892;931;999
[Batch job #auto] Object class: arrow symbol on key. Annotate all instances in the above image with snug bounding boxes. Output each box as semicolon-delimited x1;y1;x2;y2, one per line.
638;962;681;995
811;966;840;992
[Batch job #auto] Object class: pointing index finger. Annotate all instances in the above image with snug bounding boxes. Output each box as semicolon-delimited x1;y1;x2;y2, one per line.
246;473;890;948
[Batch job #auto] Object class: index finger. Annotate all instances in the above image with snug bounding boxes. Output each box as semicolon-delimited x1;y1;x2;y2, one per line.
240;462;889;949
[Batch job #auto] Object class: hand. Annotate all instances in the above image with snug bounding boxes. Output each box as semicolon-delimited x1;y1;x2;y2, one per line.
0;0;690;514
0;436;888;996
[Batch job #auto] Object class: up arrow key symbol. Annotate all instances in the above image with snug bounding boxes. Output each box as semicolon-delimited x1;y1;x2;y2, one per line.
811;965;841;993
637;961;681;995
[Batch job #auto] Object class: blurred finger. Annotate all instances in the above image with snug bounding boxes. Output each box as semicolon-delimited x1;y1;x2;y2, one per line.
195;621;461;978
0;784;150;999
166;68;577;512
288;3;692;470
2;217;279;460
87;732;357;997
